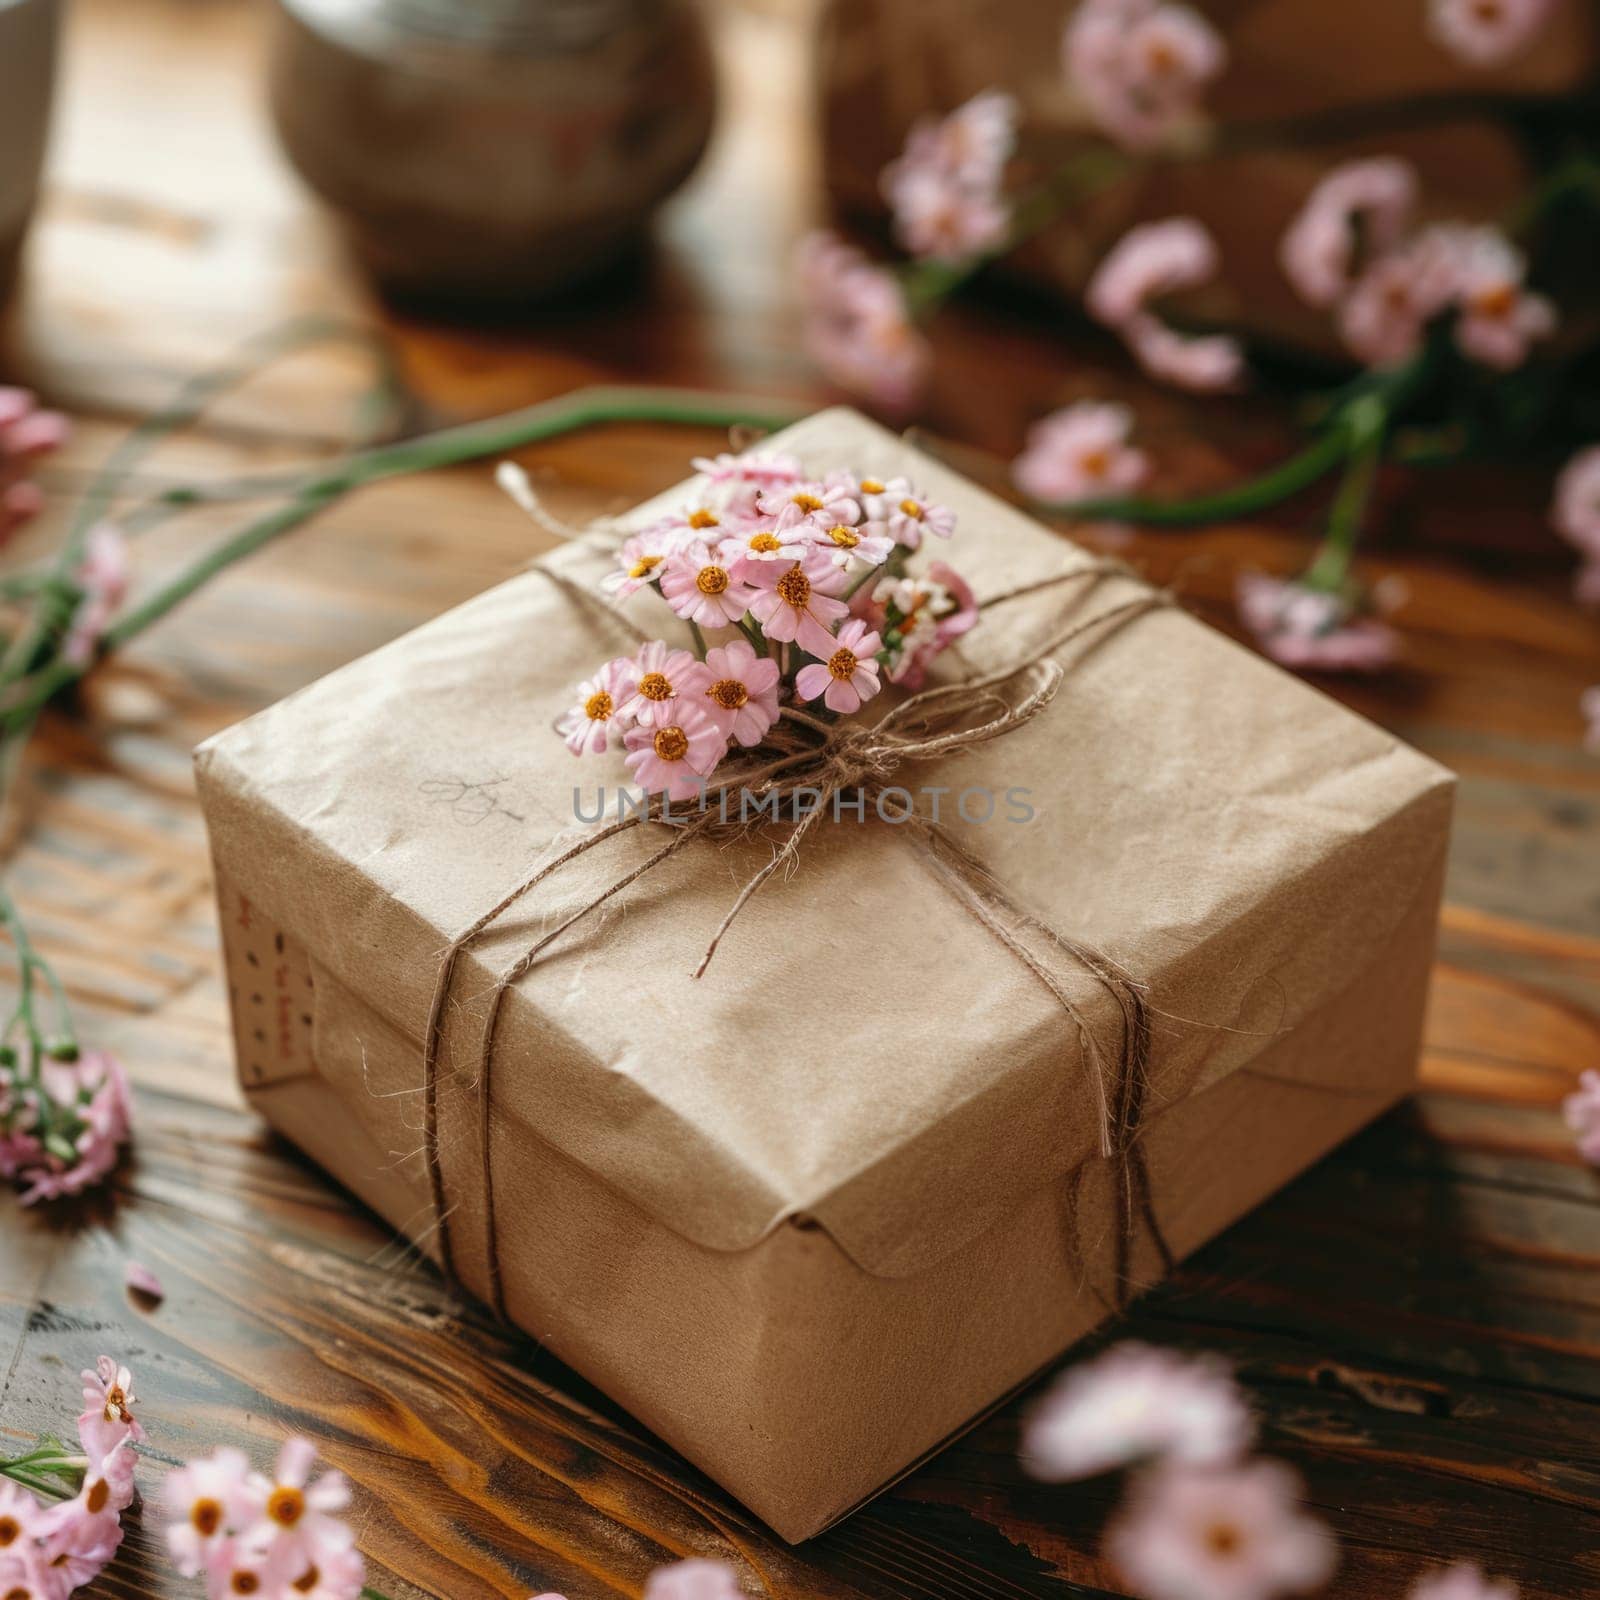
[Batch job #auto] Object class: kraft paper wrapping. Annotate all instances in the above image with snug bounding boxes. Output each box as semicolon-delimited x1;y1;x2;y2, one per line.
816;0;1599;354
195;406;1454;1541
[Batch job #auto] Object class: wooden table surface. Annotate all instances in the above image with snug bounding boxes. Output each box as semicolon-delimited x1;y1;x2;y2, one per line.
4;2;1600;1598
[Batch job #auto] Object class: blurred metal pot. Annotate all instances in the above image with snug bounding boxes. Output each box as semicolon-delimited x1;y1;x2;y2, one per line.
0;0;62;303
268;0;717;307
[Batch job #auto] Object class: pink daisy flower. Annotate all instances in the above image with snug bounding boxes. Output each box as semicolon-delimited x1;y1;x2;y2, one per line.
78;1356;144;1464
239;1438;356;1576
696;639;781;747
795;618;883;714
165;1447;259;1578
0;1539;60;1600
603;524;687;598
1107;1460;1336;1600
264;1539;367;1600
880;563;980;689
201;1540;272;1600
1280;158;1418;310
747;555;851;658
658;542;757;628
1428;0;1554;64
1410;1564;1520;1600
1338;250;1437;368
1063;0;1226;152
623;704;728;801
0;1481;44;1553
1432;225;1555;371
812;517;895;571
1022;1342;1254;1481
1563;1068;1600;1162
77;1433;139;1516
1236;573;1399;672
37;1490;125;1590
556;656;633;757
643;1558;747;1600
613;640;708;730
795;231;931;415
757;479;861;531
1123;315;1245;392
883;486;956;549
1013;401;1150;503
716;511;817;579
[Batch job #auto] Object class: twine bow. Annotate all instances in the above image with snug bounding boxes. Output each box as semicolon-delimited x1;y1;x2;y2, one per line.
422;560;1173;1318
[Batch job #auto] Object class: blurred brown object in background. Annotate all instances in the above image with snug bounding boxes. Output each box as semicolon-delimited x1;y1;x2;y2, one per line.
0;0;62;303
268;0;716;309
816;0;1600;356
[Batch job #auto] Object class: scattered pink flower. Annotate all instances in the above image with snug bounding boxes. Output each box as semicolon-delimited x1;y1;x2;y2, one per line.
659;542;757;629
696;639;781;748
889;89;1017;192
1409;1563;1520;1600
1088;220;1245;391
557;657;633;757
796;231;931;415
124;1260;165;1302
1563;1068;1600;1162
1022;1343;1254;1481
643;1558;746;1600
1280;159;1418;310
1063;0;1226;151
165;1448;258;1578
795;618;884;713
16;1051;133;1204
883;145;1011;264
1013;401;1150;504
613;640;707;730
1428;0;1555;64
1107;1460;1336;1600
747;555;851;657
1236;573;1399;672
623;704;729;801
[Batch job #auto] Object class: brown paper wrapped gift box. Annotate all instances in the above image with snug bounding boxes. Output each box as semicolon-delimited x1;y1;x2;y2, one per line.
194;408;1454;1542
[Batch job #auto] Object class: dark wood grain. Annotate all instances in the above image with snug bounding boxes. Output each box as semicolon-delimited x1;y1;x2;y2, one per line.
3;0;1600;1597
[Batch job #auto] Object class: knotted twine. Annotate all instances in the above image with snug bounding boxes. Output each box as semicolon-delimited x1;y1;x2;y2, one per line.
421;557;1174;1319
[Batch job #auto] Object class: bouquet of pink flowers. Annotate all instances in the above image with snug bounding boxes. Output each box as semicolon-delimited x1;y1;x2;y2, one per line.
549;451;978;801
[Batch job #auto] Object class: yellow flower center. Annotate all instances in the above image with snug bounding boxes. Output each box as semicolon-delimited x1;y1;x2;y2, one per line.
775;566;811;607
267;1486;305;1527
653;726;690;761
827;525;859;548
1473;282;1517;319
688;508;719;529
232;1575;260;1596
103;1386;129;1423
0;1517;19;1547
292;1568;321;1594
584;690;613;721
628;554;663;580
192;1498;224;1536
7;1588;35;1600
637;672;673;701
898;498;924;519
85;1478;109;1515
695;565;730;596
827;648;858;680
749;532;781;553
1080;447;1111;478
791;492;824;513
859;477;885;494
708;678;748;710
1204;1522;1242;1557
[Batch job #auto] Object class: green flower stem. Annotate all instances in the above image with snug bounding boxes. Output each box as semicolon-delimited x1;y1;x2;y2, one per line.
1303;394;1388;594
0;386;800;733
1058;423;1353;527
687;620;709;661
